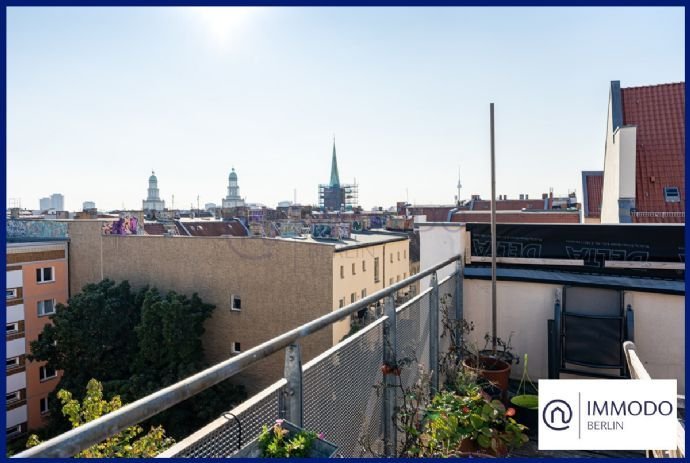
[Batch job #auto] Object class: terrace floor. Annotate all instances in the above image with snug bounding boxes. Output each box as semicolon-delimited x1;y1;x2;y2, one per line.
511;439;645;458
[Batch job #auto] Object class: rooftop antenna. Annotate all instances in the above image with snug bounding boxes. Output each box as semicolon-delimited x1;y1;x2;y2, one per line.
294;188;297;204
489;103;497;351
172;194;175;210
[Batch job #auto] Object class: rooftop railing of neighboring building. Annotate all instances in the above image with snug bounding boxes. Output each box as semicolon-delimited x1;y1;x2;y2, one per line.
14;255;463;458
631;211;685;218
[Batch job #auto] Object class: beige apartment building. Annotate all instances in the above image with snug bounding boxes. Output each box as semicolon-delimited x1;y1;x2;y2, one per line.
65;220;410;393
6;241;69;440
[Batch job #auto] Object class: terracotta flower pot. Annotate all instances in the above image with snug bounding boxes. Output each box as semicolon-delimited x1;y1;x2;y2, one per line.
463;356;511;401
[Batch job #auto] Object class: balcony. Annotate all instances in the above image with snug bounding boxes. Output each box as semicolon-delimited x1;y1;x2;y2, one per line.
15;224;685;458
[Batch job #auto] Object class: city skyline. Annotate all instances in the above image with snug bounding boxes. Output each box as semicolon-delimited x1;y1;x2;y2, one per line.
7;7;685;211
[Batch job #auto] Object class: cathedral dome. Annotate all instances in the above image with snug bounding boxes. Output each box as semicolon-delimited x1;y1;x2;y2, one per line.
149;170;157;183
229;168;237;181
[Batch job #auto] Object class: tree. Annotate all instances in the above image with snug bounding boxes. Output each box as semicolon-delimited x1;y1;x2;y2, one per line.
27;379;174;458
30;279;247;442
29;279;144;397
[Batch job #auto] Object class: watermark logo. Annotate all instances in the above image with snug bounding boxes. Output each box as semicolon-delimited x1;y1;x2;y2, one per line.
539;380;677;450
543;399;572;431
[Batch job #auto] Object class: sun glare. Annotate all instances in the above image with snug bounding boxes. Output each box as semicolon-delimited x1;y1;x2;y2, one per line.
188;7;257;48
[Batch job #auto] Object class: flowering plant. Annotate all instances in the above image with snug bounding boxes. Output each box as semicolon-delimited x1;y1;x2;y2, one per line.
257;419;325;458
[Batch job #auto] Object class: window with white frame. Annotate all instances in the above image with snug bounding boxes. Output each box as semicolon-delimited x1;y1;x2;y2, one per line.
39;365;57;381
6;322;19;335
231;342;241;354
40;397;49;415
37;299;55;317
36;267;54;283
351;293;356;303
231;295;241;311
6;357;21;370
6;425;22;438
664;186;681;203
6;391;21;405
6;288;17;300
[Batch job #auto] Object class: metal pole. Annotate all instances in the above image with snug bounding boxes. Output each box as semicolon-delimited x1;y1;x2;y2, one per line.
429;272;439;394
490;102;497;350
382;295;397;457
283;344;303;427
454;260;464;357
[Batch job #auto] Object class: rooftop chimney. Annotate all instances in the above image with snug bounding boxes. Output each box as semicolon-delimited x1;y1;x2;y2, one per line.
519;194;525;200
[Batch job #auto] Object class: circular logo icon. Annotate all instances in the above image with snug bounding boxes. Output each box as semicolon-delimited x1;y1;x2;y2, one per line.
543;399;573;431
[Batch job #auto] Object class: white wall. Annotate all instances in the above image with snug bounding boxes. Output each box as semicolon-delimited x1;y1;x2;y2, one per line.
6;371;26;393
6;404;27;428
418;223;465;290
463;279;685;394
6;270;22;288
618;126;637;198
6;338;25;358
6;305;24;323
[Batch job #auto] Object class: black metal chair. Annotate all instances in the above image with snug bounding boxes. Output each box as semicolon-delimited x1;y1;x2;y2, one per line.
548;286;634;379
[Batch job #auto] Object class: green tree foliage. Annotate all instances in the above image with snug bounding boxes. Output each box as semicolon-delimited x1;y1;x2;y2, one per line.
27;379;174;458
29;279;246;442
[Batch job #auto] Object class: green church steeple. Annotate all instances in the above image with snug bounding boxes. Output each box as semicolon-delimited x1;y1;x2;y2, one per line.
329;137;340;187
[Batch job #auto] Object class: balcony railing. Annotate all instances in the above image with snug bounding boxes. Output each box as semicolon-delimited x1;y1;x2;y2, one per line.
14;255;463;458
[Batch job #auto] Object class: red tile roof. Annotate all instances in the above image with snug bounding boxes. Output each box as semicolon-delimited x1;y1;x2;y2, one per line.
621;82;685;223
583;172;603;218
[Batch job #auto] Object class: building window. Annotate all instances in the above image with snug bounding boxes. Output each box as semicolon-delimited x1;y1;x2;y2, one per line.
6;357;21;371
36;267;54;283
664;186;681;203
403;272;407;279
231;342;241;354
404;250;407;259
39;365;57;381
362;260;366;272
6;391;21;405
361;289;367;299
351;293;356;303
6;322;19;335
390;254;393;263
40;397;49;415
374;258;380;283
397;251;400;261
231;295;241;311
340;266;344;279
397;275;401;282
37;299;55;317
6;425;22;438
339;298;345;308
6;288;17;300
389;278;394;286
352;263;356;275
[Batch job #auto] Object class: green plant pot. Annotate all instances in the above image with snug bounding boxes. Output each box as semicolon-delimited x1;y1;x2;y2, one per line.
510;394;538;437
231;420;338;458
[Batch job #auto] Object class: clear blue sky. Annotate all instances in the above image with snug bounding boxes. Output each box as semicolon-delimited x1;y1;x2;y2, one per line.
7;7;685;212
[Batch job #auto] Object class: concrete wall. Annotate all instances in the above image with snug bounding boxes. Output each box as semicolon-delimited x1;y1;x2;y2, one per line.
418;223;465;290
67;221;334;394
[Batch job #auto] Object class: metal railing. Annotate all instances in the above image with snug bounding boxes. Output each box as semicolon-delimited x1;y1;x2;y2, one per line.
15;254;462;458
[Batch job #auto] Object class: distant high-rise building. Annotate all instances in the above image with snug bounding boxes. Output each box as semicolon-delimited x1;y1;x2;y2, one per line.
82;201;96;211
222;168;245;208
50;194;64;211
39;197;51;211
142;171;165;213
318;138;358;211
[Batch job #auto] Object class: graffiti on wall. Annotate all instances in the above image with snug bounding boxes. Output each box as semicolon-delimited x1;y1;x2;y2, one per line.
7;220;69;239
311;223;351;240
276;222;304;238
369;216;384;229
102;216;141;235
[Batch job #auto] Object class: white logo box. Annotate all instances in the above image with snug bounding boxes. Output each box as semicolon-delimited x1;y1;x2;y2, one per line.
538;379;677;450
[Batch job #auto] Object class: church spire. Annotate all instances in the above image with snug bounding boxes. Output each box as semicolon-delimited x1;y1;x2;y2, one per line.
329;136;340;187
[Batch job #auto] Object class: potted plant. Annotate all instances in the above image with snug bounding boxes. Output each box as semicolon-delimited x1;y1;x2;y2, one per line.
232;419;338;458
462;333;516;402
509;354;538;437
417;383;528;457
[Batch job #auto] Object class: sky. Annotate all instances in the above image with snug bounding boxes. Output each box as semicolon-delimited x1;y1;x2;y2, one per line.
6;7;685;212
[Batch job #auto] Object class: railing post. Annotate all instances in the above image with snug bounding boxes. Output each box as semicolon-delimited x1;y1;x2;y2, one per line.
430;272;439;394
283;343;303;427
454;260;464;357
382;295;397;457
